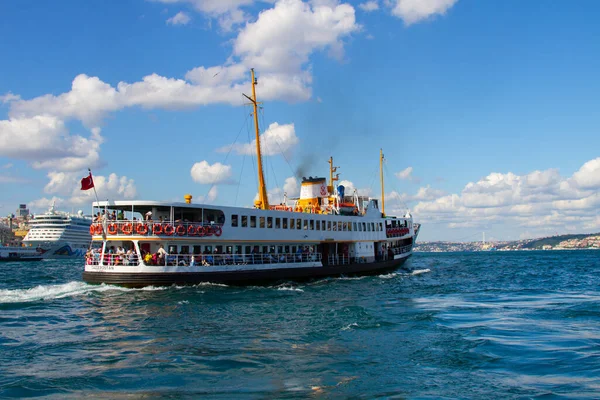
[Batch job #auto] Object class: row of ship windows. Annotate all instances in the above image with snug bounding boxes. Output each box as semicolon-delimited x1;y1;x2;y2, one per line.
231;215;384;233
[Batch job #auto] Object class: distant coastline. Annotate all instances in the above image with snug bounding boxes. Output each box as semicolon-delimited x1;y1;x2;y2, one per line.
415;233;600;252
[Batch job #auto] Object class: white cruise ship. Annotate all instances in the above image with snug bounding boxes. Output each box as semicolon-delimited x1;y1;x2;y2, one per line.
23;204;92;259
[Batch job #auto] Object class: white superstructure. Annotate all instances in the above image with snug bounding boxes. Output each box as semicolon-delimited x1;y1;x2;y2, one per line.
23;204;92;259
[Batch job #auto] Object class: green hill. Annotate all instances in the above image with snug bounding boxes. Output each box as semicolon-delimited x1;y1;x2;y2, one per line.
520;233;600;249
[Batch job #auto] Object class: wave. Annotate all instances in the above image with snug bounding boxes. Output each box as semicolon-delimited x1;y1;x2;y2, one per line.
0;281;166;304
411;268;431;276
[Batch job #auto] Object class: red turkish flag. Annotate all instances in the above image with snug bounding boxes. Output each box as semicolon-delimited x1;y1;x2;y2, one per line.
80;173;94;191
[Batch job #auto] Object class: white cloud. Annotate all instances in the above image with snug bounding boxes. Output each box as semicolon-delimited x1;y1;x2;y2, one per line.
394;167;412;180
2;163;13;169
338;179;371;197
407;157;600;239
154;0;255;30
218;122;299;156
0;175;26;183
190;161;233;184
572;157;600;190
359;1;379;12
0;92;20;103
197;186;218;204
234;0;359;73
166;11;191;25
391;0;458;25
266;176;300;203
30;171;137;211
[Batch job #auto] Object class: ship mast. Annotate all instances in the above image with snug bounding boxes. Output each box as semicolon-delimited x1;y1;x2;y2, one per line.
243;69;269;210
328;157;339;195
380;149;385;216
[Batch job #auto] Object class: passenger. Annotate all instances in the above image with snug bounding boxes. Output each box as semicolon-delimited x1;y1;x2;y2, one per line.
117;210;124;220
145;211;152;221
157;244;167;265
111;210;117;221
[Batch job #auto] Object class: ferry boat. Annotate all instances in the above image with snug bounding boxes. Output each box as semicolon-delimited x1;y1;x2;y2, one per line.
0;246;43;262
83;69;420;287
22;204;93;259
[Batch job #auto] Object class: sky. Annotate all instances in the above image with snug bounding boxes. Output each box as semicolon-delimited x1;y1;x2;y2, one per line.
1;0;599;242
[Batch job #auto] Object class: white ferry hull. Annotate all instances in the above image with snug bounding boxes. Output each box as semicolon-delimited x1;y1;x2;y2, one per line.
83;254;411;287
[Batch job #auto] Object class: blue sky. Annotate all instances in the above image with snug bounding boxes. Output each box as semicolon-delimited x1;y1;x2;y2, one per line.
1;0;599;242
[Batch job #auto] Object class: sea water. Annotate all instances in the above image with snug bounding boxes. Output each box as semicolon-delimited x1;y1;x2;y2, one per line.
0;251;598;398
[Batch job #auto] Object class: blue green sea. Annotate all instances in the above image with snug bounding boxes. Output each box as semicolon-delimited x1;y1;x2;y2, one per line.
1;251;599;398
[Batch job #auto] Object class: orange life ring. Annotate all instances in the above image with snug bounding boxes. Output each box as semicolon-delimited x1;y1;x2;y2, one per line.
196;225;205;237
152;223;163;235
213;226;222;237
136;223;148;235
176;225;186;236
187;225;196;236
295;206;303;213
107;223;118;235
89;225;96;235
121;223;133;235
204;226;213;237
163;224;174;236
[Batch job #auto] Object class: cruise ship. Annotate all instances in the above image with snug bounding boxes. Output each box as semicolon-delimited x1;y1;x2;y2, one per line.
83;69;420;287
23;204;92;259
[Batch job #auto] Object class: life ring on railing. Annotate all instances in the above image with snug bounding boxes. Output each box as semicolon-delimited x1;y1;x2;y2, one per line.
188;225;196;236
163;224;174;236
176;225;186;236
89;225;97;235
196;225;205;236
295;206;303;213
136;223;148;235
213;226;222;237
204;226;213;236
121;223;133;235
107;223;118;235
152;223;163;235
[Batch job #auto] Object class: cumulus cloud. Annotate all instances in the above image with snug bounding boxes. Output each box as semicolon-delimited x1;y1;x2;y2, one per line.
395;166;420;183
359;1;379;12
166;11;191;25
218;122;299;156
266;176;300;203
190;161;233;184
405;157;600;239
338;179;371;197
391;0;458;25
29;171;137;211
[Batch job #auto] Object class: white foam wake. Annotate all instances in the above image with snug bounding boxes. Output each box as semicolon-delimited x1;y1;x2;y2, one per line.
0;281;166;304
411;268;431;275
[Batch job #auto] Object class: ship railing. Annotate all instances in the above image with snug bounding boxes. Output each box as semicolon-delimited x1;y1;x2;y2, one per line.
90;220;225;237
327;254;352;265
88;252;323;267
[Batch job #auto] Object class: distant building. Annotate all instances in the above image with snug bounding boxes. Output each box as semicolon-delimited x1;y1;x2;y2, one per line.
16;204;29;218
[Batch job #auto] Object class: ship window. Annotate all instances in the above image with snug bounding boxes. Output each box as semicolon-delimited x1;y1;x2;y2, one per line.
259;217;265;228
285;245;290;253
267;217;273;228
169;245;177;254
322;220;326;230
234;245;242;254
205;246;213;254
231;215;238;227
349;222;353;232
362;222;366;231
310;220;314;230
262;246;268;254
242;216;247;227
283;218;288;229
215;245;223;254
275;218;281;229
372;223;375;231
181;245;190;255
250;216;256;228
290;218;295;229
303;220;308;230
245;245;251;255
338;222;342;231
327;221;332;231
193;245;202;255
316;220;320;230
297;219;301;230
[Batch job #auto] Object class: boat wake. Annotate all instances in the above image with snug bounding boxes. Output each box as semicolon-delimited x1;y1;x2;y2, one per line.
411;268;431;275
0;281;166;304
